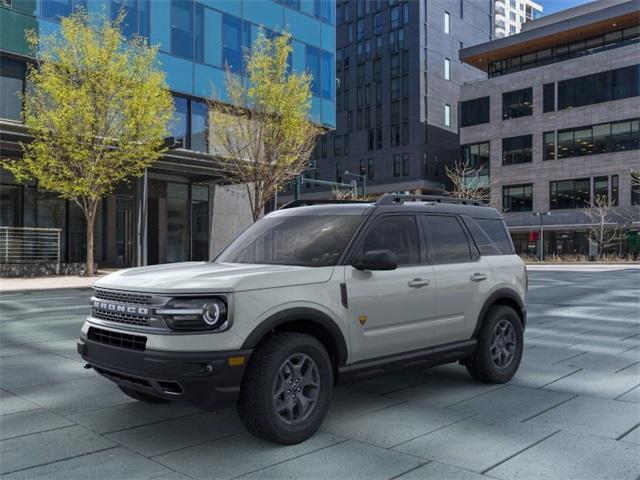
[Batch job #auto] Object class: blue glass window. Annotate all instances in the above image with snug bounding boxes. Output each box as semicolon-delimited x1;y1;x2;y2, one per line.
314;0;332;22
191;100;208;153
321;50;334;100
41;0;72;20
195;3;205;63
222;14;242;72
170;95;189;148
170;0;193;59
306;45;321;97
111;0;141;38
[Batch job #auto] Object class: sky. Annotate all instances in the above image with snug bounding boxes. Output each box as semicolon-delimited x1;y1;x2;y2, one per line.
541;0;594;15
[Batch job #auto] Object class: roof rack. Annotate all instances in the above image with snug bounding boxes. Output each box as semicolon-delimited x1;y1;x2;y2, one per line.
375;194;487;207
280;199;372;209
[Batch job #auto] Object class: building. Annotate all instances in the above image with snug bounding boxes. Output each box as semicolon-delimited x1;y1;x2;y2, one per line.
494;0;542;38
282;0;492;201
0;0;335;271
459;0;639;258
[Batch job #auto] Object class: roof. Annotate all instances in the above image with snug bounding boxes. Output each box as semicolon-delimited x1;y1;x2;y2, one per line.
460;0;639;72
270;200;503;220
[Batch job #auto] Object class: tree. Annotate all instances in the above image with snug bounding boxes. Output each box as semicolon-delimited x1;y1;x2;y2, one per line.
444;160;493;205
3;12;173;275
583;194;624;258
208;31;320;222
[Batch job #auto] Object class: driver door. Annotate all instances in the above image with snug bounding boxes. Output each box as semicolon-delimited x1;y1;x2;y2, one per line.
345;215;436;363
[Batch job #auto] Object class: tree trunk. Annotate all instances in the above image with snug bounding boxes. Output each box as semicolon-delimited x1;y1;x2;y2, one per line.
86;213;95;276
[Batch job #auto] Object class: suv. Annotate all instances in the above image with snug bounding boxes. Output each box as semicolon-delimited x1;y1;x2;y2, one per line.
78;194;526;444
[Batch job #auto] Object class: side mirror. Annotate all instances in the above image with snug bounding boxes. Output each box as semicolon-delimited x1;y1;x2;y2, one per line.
353;249;398;271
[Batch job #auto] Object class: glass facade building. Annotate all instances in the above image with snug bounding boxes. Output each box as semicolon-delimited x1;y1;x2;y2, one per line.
0;0;336;269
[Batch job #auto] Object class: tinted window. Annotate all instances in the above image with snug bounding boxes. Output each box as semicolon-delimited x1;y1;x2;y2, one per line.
502;135;532;165
217;215;362;267
460;96;490;127
463;218;500;256
502;87;532;119
423;216;471;263
558;65;639;110
476;218;514;254
360;216;420;265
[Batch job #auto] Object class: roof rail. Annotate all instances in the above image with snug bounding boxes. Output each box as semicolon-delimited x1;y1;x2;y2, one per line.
375;194;487;207
280;199;372;209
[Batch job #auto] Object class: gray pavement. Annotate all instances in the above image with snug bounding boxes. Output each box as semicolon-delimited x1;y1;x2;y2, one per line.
1;268;639;479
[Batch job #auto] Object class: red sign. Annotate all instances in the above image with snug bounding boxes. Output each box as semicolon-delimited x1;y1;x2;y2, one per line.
529;231;539;242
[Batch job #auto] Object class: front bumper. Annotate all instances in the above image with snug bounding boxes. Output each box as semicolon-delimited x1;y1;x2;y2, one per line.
78;336;252;410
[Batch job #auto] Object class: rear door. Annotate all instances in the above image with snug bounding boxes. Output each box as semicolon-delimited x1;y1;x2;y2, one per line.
421;214;493;345
345;214;436;362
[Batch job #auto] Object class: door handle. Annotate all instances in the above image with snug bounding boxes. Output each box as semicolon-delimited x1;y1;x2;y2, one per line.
470;273;488;282
408;278;430;288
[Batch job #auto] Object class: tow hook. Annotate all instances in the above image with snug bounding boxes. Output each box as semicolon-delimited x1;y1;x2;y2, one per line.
83;364;92;370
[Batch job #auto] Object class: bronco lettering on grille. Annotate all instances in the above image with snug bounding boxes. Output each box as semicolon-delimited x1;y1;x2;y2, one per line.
93;301;149;316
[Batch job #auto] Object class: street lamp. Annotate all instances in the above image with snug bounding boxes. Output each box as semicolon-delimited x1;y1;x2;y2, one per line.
533;211;551;261
343;171;367;196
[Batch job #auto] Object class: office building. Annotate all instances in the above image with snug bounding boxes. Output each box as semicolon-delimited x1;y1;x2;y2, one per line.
494;0;542;38
283;0;492;201
0;0;335;270
459;0;639;257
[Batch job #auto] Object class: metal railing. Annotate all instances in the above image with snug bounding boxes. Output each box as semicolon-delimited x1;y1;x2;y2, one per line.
0;226;62;269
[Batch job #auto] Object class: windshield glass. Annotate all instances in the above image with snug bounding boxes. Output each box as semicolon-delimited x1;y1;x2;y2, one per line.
216;215;362;267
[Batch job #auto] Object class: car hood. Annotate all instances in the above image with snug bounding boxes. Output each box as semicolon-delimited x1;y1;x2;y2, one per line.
93;262;335;294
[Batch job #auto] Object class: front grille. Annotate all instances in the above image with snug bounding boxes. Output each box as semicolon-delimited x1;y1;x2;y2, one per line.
92;309;150;326
94;288;152;305
88;326;147;351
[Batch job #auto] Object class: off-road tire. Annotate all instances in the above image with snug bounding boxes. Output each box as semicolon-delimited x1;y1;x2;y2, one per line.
119;386;169;404
237;331;333;445
466;305;523;384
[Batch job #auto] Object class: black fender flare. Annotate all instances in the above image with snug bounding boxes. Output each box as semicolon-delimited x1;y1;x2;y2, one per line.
241;307;349;366
473;288;526;337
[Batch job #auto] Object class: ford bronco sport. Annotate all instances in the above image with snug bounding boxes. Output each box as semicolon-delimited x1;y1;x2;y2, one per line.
78;194;526;444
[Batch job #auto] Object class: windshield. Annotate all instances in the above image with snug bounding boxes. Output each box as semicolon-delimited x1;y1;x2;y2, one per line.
216;215;362;267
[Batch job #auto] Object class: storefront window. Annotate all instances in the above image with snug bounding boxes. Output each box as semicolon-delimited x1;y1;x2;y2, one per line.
166;182;189;263
191;185;209;261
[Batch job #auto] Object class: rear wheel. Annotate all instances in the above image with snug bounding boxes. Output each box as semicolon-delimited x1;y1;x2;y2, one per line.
119;386;169;404
237;331;333;445
466;305;523;384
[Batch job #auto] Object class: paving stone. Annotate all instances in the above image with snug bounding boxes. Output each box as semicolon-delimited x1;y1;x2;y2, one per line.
106;410;245;456
351;370;432;395
555;352;638;373
3;447;170;479
385;378;505;408
617;385;640;403
525;396;640;439
322;401;471;448
323;386;405;425
12;376;133;416
0;426;115;475
543;369;640;399
394;418;557;473
238;440;422;480
487;431;640;480
619;426;640;445
395;461;489;480
520;345;587;365
447;385;574;421
0;353;92;390
155;432;343;479
510;362;581;389
0;390;40;416
0;408;73;440
69;401;200;434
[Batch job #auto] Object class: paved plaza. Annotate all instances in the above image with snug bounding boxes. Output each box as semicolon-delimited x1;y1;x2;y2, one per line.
0;267;639;479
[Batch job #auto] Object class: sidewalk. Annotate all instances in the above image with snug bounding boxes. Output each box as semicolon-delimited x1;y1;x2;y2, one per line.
526;263;640;271
0;272;110;293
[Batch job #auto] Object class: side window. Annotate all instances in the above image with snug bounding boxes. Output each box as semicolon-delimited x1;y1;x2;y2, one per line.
422;215;472;263
360;215;420;265
463;217;501;256
476;218;514;254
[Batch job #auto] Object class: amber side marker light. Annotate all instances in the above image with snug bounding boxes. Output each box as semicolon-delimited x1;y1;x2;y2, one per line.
228;356;246;366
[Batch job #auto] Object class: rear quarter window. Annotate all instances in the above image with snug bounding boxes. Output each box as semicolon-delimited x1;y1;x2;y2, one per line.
465;217;515;255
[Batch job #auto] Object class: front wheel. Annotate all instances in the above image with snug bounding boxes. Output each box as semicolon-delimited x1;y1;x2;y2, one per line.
237;332;333;445
466;305;523;384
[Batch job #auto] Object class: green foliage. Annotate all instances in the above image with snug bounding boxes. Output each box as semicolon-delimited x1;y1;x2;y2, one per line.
3;11;174;274
209;31;321;221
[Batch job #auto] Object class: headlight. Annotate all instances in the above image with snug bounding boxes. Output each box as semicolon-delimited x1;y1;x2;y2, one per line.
157;297;229;332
